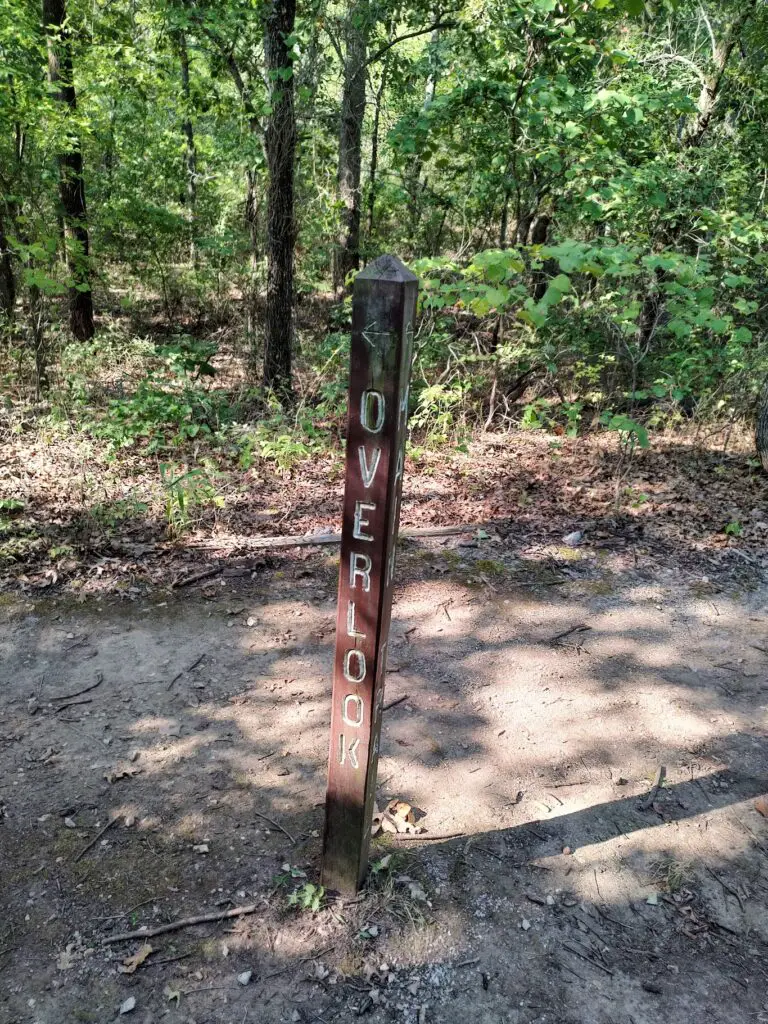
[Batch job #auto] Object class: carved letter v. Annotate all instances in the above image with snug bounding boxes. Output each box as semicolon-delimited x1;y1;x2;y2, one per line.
358;446;381;488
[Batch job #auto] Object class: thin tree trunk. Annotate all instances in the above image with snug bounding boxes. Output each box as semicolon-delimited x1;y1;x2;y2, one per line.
334;8;367;294
530;215;554;301
244;166;260;345
263;0;296;398
685;0;757;148
43;0;95;341
177;29;197;263
499;188;511;248
404;27;441;235
0;209;15;322
366;58;388;241
756;376;768;472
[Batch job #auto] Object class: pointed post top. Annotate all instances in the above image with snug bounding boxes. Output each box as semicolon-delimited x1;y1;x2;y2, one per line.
356;254;418;283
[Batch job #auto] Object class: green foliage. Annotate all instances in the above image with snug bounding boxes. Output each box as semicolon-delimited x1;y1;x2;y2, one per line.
2;0;768;455
86;337;230;452
89;496;149;531
159;462;224;538
599;412;649;450
275;864;326;913
287;882;326;913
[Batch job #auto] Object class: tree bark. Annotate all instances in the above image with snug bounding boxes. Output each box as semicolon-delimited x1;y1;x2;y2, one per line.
684;1;757;148
334;7;367;294
366;58;388;241
43;0;95;341
756;376;768;472
0;209;15;322
263;0;296;398
176;29;197;263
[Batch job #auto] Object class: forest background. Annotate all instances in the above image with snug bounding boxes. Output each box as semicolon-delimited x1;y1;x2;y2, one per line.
1;0;768;578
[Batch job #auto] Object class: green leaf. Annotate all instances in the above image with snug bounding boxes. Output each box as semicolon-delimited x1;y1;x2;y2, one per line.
549;274;572;294
732;326;752;343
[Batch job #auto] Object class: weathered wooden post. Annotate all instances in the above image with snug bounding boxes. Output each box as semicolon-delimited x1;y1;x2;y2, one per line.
321;254;418;893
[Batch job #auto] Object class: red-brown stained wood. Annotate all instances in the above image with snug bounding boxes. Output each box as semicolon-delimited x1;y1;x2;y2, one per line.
321;255;418;893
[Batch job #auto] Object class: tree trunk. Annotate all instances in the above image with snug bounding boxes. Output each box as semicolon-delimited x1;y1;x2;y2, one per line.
263;0;296;398
334;10;367;294
757;378;768;472
0;209;15;322
366;58;388;241
685;0;757;148
530;214;554;300
43;0;95;341
177;29;197;263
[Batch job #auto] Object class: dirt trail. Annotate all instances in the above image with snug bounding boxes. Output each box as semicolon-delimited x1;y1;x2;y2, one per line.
1;540;767;1024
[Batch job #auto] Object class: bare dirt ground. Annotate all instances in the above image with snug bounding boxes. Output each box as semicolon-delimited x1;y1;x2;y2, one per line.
2;528;768;1024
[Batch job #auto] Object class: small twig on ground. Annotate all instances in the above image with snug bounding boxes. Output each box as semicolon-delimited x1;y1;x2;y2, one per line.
456;957;480;968
253;810;295;845
102;903;262;943
265;945;335;979
55;697;93;713
593;905;629;930
395;830;465;842
73;817;118;862
542;624;591;646
172;565;221;588
382;694;409;712
98;895;162;922
705;865;745;911
638;766;666;810
561;942;614;976
49;672;103;703
63;634;90;651
167;653;206;690
148;952;191;966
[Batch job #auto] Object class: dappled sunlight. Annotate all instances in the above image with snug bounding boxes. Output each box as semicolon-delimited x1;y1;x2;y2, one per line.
2;560;768;1023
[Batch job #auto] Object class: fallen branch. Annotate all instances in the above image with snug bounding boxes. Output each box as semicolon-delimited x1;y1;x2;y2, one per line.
543;624;591;646
49;672;103;703
638;765;666;811
561;942;614;976
74;817;118;862
382;694;409;712
704;864;744;911
55;697;93;713
394;830;465;842
191;524;478;552
253;810;295;845
102;902;262;944
172;565;221;588
167;653;206;690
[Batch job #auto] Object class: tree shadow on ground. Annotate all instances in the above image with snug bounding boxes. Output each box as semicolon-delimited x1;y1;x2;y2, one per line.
1;569;767;1023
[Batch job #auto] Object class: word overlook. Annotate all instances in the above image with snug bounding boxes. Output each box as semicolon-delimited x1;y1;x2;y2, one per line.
321;255;418;893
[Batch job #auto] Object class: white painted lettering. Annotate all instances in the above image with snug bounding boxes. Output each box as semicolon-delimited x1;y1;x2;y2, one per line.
338;733;360;769
399;383;410;418
358;446;381;487
346;600;365;639
343;648;367;683
342;693;364;727
387;546;397;586
353;500;376;542
361;390;385;433
349;552;372;591
394;444;404;485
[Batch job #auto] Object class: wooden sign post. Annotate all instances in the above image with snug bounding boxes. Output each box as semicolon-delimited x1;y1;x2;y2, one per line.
321;254;418;893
